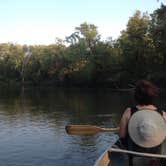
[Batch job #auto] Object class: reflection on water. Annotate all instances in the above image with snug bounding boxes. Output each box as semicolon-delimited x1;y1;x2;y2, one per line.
0;87;165;166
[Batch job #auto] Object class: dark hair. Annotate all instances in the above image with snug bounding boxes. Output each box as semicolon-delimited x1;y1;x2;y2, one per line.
134;80;159;105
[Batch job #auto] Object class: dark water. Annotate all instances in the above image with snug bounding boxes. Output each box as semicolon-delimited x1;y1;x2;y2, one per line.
0;87;165;166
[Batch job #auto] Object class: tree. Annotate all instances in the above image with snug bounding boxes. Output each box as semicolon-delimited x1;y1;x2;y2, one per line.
75;22;100;53
118;10;152;81
150;4;166;65
65;32;80;46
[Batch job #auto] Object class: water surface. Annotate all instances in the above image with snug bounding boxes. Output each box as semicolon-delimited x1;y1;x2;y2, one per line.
0;87;165;166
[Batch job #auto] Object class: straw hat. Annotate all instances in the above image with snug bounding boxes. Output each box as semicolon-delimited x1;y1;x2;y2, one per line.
128;110;166;148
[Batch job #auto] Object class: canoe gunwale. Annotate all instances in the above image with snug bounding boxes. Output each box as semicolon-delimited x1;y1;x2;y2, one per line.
110;148;166;159
94;149;110;166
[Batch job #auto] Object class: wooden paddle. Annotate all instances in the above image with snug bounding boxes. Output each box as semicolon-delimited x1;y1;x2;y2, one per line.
65;125;119;135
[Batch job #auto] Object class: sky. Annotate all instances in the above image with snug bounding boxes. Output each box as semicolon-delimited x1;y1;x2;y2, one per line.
0;0;165;45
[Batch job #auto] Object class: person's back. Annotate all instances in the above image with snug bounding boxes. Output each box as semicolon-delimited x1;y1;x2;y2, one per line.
118;80;166;153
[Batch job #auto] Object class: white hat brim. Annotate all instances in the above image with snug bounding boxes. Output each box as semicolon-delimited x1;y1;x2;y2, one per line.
128;110;166;148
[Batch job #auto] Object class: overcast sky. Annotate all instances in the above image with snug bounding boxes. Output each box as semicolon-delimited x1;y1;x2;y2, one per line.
0;0;164;45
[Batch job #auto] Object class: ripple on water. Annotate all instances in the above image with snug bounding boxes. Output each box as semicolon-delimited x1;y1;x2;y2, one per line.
0;88;165;166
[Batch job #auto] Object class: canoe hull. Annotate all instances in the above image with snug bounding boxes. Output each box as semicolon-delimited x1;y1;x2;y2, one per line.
94;147;166;166
94;148;127;166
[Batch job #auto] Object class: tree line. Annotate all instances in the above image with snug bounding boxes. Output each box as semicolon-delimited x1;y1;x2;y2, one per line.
0;4;166;88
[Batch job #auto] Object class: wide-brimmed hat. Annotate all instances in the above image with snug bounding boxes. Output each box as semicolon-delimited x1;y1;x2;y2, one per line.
128;110;166;148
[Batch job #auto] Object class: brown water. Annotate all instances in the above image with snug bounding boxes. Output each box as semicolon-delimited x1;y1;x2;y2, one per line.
0;87;165;166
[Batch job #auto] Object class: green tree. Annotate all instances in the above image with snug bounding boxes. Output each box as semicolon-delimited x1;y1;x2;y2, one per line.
118;10;152;82
75;22;100;54
150;4;166;65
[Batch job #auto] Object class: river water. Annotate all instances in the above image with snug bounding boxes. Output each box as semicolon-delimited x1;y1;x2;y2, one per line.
0;87;165;166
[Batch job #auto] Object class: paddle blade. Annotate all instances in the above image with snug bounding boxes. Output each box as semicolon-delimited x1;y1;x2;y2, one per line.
65;125;101;135
65;125;119;135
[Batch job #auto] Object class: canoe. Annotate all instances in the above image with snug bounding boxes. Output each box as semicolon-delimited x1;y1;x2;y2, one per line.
94;146;166;166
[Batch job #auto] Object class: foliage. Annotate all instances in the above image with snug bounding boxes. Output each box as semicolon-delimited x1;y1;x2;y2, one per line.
0;5;166;88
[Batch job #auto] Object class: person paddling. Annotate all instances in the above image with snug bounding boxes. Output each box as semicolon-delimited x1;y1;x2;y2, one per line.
118;80;166;165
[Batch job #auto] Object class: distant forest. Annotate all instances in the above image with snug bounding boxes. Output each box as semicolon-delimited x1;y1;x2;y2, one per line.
0;4;166;88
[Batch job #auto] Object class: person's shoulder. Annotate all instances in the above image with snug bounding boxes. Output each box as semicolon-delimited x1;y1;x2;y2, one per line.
156;107;165;115
162;110;166;114
155;108;166;121
162;111;166;121
124;107;131;113
123;107;132;119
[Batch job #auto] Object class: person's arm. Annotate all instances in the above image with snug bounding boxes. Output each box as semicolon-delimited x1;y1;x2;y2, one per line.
118;107;131;138
162;111;166;121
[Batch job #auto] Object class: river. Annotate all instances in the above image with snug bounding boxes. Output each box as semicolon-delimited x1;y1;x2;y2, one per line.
0;87;165;166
